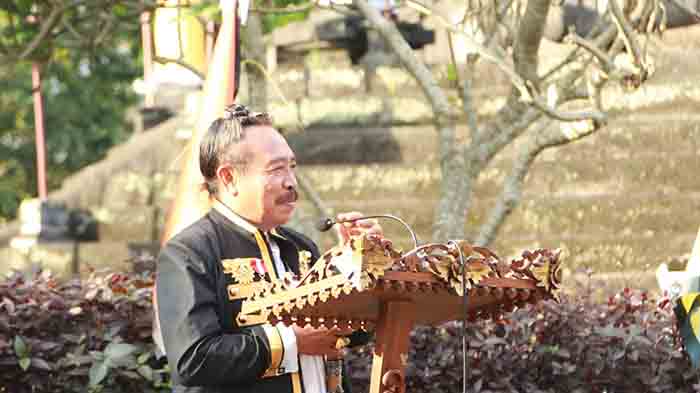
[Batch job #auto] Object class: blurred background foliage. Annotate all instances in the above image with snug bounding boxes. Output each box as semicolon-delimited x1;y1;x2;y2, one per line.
0;48;141;222
0;1;144;222
0;0;309;223
192;0;311;33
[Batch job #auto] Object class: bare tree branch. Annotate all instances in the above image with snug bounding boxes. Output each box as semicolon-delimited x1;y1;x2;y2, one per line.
475;117;602;246
17;5;65;61
93;13;118;47
409;0;602;129
512;0;549;92
475;35;601;169
640;0;660;33
153;56;206;80
482;0;516;49
460;76;480;139
447;31;480;139
530;91;607;122
474;105;542;164
470;0;549;158
405;0;533;100
354;0;463;239
355;0;455;129
60;15;84;41
609;0;645;72
564;33;615;74
2;0;147;65
542;20;619;82
474;120;550;246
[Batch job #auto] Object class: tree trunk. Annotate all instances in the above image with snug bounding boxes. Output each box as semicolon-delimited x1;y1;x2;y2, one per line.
512;0;550;93
353;0;462;241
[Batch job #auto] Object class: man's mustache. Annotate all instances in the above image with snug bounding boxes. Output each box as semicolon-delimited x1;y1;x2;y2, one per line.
276;188;298;204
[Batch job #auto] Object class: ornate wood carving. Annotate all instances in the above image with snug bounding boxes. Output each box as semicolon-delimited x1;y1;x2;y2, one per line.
234;234;562;328
228;233;563;393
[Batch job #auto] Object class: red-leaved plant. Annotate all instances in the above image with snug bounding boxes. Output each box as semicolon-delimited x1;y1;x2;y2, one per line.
1;269;699;392
345;273;700;393
0;270;168;393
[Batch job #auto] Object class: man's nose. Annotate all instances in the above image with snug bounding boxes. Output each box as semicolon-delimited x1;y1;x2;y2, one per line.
283;171;297;189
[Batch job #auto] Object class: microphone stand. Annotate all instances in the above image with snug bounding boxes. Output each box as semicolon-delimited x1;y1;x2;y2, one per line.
318;214;419;249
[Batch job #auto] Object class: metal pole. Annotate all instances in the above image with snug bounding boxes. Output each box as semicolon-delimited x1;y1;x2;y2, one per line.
32;62;48;201
141;10;155;107
225;5;238;105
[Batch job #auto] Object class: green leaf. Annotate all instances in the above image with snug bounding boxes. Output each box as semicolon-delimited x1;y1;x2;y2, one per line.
137;351;151;365
447;63;458;82
89;360;110;386
191;3;221;20
137;365;154;381
13;336;28;358
104;342;138;360
18;357;30;371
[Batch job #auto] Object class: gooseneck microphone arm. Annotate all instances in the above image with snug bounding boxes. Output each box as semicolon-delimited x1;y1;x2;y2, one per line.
316;214;419;249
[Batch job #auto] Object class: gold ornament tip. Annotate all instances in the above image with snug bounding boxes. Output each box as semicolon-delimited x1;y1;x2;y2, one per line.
335;337;351;350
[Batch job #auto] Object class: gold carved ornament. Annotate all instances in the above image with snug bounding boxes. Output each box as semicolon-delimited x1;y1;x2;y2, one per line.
230;234;563;328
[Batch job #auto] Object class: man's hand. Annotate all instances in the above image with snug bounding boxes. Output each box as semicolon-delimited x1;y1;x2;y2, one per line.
293;325;352;359
335;211;384;245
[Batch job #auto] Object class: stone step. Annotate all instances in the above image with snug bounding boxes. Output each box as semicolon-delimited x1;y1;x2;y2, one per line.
94;206;163;243
298;136;700;203
289;101;700;165
323;192;698;233
0;240;144;279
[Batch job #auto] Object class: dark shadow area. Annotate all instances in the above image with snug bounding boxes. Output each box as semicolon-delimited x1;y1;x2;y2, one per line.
287;126;403;165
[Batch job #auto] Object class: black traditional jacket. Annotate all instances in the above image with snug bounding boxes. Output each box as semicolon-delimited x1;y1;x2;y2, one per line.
156;208;358;393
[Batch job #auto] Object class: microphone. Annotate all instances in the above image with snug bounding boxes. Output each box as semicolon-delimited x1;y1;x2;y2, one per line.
315;214;419;249
315;217;336;232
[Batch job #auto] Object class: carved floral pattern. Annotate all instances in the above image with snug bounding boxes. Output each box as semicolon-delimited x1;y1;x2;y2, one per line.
236;234;563;328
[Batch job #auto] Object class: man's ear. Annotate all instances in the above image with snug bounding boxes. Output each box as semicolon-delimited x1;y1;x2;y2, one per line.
216;166;237;193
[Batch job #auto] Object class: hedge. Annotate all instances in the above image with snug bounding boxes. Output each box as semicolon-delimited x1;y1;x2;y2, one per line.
1;270;698;393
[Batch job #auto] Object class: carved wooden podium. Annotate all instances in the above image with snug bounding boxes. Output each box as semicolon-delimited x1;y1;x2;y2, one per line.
235;235;562;393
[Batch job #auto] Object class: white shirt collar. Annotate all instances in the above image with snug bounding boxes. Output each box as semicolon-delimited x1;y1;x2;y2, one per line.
212;199;287;240
212;199;260;234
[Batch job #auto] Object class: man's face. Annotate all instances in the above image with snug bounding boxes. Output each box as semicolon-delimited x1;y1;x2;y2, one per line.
226;125;298;230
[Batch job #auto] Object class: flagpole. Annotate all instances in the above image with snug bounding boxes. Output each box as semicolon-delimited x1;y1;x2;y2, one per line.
160;0;240;244
32;62;48;201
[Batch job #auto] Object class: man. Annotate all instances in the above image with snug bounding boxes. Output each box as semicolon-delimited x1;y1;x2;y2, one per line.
156;104;381;393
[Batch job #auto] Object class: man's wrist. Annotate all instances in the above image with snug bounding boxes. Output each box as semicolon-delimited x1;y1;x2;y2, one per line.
277;323;299;374
324;358;343;375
